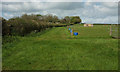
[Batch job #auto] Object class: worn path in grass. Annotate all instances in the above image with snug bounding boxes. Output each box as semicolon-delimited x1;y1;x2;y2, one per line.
3;24;118;70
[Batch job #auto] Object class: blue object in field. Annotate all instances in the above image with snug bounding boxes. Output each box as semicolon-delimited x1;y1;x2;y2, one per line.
74;32;78;36
69;28;71;31
70;30;72;33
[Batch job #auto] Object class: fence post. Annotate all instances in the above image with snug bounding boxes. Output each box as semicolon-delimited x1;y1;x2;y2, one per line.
67;26;69;29
71;29;73;36
110;25;112;36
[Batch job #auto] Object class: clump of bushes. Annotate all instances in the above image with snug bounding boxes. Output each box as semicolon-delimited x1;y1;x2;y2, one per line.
70;16;81;24
62;16;82;24
2;14;82;36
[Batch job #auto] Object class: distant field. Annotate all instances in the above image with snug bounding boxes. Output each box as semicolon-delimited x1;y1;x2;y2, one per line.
2;24;118;70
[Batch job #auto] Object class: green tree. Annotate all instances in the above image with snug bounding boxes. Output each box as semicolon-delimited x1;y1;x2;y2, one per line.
2;17;10;36
70;16;81;24
64;16;71;24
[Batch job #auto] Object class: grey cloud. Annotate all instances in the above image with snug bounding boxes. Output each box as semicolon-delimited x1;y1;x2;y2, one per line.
2;2;84;13
1;2;118;24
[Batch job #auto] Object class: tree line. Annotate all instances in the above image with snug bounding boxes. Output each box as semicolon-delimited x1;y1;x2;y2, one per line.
2;14;82;36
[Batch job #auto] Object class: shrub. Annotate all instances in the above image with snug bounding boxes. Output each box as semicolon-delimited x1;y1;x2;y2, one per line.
2;14;82;36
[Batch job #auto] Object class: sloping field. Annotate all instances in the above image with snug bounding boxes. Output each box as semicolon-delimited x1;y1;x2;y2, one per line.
2;24;118;70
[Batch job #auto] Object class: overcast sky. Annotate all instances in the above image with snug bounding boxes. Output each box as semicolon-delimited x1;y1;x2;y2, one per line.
1;0;120;24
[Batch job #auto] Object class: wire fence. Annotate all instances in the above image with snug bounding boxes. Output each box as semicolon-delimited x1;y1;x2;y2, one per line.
110;24;120;39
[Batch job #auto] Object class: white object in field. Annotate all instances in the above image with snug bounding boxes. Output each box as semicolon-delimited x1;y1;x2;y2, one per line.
84;24;93;27
84;24;88;27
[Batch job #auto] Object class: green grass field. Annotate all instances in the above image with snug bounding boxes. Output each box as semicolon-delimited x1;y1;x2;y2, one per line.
2;24;118;70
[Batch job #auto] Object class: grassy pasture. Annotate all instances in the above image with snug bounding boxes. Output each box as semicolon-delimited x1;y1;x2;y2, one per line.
2;24;118;70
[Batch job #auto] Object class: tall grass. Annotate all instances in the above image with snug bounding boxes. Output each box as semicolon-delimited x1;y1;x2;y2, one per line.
2;24;118;70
